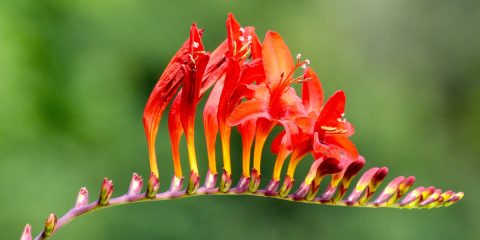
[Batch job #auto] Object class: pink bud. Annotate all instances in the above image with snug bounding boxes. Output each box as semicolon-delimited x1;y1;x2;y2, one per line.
98;178;113;206
20;224;32;240
128;173;143;196
75;187;89;208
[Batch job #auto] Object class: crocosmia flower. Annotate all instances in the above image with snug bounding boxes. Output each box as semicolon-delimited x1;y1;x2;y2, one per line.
140;13;463;208
22;13;464;240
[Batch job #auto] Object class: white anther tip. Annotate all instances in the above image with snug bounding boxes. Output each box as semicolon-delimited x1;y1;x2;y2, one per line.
193;41;199;48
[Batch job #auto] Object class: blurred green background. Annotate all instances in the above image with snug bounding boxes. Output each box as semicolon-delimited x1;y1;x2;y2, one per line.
1;0;478;239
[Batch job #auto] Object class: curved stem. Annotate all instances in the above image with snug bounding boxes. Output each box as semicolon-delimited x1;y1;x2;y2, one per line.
32;185;452;240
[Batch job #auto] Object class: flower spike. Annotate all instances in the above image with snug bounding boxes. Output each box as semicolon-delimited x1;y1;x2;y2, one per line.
24;13;463;240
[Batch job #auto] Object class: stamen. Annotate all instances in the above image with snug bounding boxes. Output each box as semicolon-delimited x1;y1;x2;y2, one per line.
305;59;310;65
240;27;245;33
300;64;307;69
239;36;245;42
296;53;302;60
189;54;196;65
193;41;199;48
247;35;252;42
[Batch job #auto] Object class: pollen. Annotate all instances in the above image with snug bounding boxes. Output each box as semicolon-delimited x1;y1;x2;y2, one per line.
321;126;337;131
193;41;199;48
239;36;245;42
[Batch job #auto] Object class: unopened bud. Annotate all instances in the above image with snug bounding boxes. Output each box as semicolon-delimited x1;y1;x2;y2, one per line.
20;224;32;240
146;172;159;198
128;173;143;196
98;178;113;206
75;187;89;208
42;213;56;237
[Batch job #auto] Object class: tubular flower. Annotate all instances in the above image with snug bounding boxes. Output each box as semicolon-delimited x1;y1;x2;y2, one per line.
139;13;461;209
205;13;264;192
143;24;204;178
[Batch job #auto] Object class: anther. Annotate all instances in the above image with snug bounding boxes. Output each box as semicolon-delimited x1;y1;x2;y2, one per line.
296;53;302;60
300;64;307;69
193;41;199;49
189;54;196;65
239;36;245;42
305;59;311;65
240;27;245;33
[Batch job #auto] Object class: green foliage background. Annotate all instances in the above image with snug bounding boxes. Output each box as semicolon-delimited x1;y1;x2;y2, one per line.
1;0;478;239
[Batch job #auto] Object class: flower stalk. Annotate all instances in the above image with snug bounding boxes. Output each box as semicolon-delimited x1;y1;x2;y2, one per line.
22;13;463;239
25;171;463;239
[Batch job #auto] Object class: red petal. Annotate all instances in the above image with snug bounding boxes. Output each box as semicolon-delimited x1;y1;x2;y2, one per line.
228;99;270;126
270;87;307;120
201;40;228;94
189;23;204;53
271;131;286;154
143;24;205;145
302;68;324;114
315;90;354;136
262;31;294;89
245;27;262;59
226;13;242;56
324;135;359;162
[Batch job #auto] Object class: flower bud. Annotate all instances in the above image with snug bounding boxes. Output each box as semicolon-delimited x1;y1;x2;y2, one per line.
128;173;143;196
146;172;159;198
75;187;89;208
98;178;113;206
20;224;32;240
42;213;56;237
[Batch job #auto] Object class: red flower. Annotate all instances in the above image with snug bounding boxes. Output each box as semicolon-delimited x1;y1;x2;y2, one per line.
228;31;309;191
203;13;263;191
143;24;204;178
